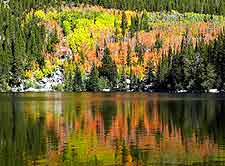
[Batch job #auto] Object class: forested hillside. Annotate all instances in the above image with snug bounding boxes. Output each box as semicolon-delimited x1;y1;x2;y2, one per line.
1;0;225;92
0;0;59;91
66;0;225;15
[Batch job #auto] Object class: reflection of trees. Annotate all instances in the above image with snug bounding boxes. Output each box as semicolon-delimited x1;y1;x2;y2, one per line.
0;94;48;166
208;102;225;145
1;93;225;165
59;93;225;165
158;96;225;145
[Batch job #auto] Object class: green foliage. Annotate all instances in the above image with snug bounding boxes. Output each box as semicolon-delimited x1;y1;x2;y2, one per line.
129;14;140;38
126;43;132;67
62;20;72;35
121;11;128;38
69;0;225;16
2;0;225;92
65;71;74;92
152;30;225;92
59;10;119;53
24;80;37;89
86;64;100;91
52;84;64;91
135;41;145;65
0;78;10;92
200;64;216;91
154;34;163;53
118;67;128;91
98;41;118;88
145;60;156;84
73;65;84;92
47;28;59;53
140;10;150;32
99;77;110;90
34;69;44;80
0;0;58;90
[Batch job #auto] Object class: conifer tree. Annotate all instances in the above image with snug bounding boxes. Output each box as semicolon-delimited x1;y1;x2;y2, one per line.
99;40;117;88
154;33;163;53
73;65;84;91
118;67;128;91
65;70;73;91
129;16;136;38
121;11;128;39
140;11;150;32
86;63;100;92
145;60;155;84
114;19;119;42
126;42;132;67
135;42;145;64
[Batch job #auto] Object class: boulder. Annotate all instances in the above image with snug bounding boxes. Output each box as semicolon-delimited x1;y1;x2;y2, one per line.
209;89;219;93
102;89;110;92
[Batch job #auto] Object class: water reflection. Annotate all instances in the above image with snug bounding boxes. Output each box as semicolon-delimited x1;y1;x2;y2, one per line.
0;93;225;165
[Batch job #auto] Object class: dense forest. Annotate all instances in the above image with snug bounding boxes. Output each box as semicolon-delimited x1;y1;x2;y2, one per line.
0;0;59;91
66;0;225;15
1;0;225;92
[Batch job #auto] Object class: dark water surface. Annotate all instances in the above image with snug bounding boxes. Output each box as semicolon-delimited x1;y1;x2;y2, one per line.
1;93;225;165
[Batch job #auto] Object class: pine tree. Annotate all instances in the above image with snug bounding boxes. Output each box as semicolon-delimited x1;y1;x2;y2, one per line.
145;60;155;84
86;63;100;92
9;18;23;87
154;33;163;53
65;70;73;91
114;19;119;42
95;42;100;58
135;41;145;64
47;28;59;53
79;49;85;64
129;16;136;38
140;11;150;32
73;65;84;91
118;67;128;91
99;40;117;88
121;11;128;39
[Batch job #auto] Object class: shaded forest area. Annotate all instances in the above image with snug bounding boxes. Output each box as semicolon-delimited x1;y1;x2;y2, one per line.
66;0;225;15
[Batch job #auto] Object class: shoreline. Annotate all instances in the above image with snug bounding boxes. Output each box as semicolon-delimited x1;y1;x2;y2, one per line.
6;88;222;94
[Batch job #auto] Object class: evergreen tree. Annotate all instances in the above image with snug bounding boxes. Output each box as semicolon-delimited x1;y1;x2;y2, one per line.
126;42;132;67
129;16;136;38
95;42;100;58
129;16;138;38
79;49;85;64
135;41;145;64
114;19;119;42
121;11;128;39
118;67;128;91
47;28;59;53
99;40;117;88
86;63;100;91
67;0;225;16
73;65;84;91
145;60;155;84
154;33;163;53
65;70;73;91
140;11;150;32
2;0;225;93
169;53;186;90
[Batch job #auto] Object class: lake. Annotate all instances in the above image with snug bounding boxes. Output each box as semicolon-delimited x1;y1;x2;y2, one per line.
0;92;225;165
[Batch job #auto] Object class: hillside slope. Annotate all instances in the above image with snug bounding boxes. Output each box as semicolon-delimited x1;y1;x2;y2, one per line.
1;3;225;92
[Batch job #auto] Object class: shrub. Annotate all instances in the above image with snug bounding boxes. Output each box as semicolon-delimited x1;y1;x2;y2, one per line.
34;69;44;80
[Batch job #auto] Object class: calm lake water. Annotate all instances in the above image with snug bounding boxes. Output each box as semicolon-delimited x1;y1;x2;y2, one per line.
1;93;225;165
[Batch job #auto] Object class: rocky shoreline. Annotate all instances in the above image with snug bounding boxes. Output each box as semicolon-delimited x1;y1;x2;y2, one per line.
11;68;64;93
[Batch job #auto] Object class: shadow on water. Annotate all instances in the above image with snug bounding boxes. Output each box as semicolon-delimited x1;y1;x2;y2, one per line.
0;92;225;165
